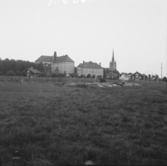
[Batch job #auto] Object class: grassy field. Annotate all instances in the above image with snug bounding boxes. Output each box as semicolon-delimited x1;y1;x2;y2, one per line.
0;81;167;165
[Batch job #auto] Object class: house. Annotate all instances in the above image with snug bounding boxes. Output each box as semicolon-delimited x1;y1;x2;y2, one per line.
119;73;131;81
151;75;159;81
131;71;143;80
77;61;103;77
106;50;120;79
23;67;42;77
142;74;148;80
35;51;75;76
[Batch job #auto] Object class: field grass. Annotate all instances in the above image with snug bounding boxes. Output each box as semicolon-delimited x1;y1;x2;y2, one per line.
0;81;167;165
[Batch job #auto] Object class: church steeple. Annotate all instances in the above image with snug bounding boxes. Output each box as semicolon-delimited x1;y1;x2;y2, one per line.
112;50;114;62
110;49;116;71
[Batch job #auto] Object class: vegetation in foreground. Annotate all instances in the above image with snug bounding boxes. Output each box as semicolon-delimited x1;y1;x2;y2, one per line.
0;81;167;165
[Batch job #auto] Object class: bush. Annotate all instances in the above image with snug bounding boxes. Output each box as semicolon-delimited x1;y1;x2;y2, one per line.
6;70;16;76
46;72;51;77
86;74;91;78
162;77;167;82
69;73;78;78
79;74;84;78
97;75;102;79
52;73;66;77
100;78;106;83
92;75;95;78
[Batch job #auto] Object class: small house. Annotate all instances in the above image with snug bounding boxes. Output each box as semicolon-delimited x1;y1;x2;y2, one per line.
23;67;42;77
131;71;143;80
119;73;131;81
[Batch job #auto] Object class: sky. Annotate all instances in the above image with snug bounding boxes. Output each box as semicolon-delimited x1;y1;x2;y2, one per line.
0;0;167;77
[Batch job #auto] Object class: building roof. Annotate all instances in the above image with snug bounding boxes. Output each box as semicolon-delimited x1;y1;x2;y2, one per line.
28;68;42;74
35;56;53;63
77;61;103;69
35;55;74;63
22;68;42;74
120;73;129;77
56;55;74;63
131;71;142;76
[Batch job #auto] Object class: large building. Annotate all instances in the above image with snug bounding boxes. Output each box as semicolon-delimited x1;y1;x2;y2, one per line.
77;61;103;77
35;51;75;76
106;50;120;79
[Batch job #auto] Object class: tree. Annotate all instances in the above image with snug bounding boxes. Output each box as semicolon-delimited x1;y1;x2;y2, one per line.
162;77;167;82
103;68;107;79
79;74;84;78
6;70;16;76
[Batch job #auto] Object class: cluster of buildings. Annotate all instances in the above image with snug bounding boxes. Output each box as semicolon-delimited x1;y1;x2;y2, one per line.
30;50;159;81
34;51;104;77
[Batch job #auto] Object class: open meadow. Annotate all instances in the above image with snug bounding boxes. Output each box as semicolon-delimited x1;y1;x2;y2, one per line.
0;80;167;165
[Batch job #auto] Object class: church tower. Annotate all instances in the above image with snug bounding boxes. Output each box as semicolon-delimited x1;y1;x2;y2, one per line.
109;50;117;71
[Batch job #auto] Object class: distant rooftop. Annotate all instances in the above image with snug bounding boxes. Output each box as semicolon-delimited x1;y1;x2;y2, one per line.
77;61;102;69
35;55;74;63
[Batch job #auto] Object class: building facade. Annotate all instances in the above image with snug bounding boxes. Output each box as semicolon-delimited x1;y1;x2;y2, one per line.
77;61;103;77
131;71;143;80
35;51;75;76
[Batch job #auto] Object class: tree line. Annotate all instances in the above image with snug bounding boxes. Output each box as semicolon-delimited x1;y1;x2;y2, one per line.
0;58;45;76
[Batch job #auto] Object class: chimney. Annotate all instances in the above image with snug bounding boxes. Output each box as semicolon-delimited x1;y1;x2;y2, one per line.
54;51;57;61
99;63;101;66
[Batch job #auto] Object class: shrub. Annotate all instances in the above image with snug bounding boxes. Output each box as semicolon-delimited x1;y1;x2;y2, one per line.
162;77;167;82
97;75;102;79
6;70;16;76
100;78;106;83
46;72;51;77
79;74;84;78
69;73;78;78
86;74;91;78
52;73;66;77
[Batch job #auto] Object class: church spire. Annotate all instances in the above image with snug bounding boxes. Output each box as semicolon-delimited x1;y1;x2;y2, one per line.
112;50;114;62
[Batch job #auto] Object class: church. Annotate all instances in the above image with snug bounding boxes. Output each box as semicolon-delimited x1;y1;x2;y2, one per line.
106;50;120;79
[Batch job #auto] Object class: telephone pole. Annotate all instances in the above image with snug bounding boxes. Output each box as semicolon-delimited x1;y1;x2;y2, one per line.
161;63;163;79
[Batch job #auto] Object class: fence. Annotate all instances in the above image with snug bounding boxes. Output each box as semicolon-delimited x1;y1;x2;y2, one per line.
0;76;96;83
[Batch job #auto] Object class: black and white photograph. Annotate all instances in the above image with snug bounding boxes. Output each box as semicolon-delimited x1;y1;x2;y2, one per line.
0;0;167;165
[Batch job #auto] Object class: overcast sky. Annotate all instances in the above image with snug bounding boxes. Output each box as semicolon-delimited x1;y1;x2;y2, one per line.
0;0;167;77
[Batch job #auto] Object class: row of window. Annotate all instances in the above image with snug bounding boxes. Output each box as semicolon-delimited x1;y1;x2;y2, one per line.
83;69;102;72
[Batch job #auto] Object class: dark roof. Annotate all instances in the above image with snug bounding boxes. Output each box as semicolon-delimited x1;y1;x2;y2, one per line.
28;68;42;74
77;61;102;69
35;56;53;63
35;55;74;63
131;71;142;76
56;55;74;63
22;68;42;74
